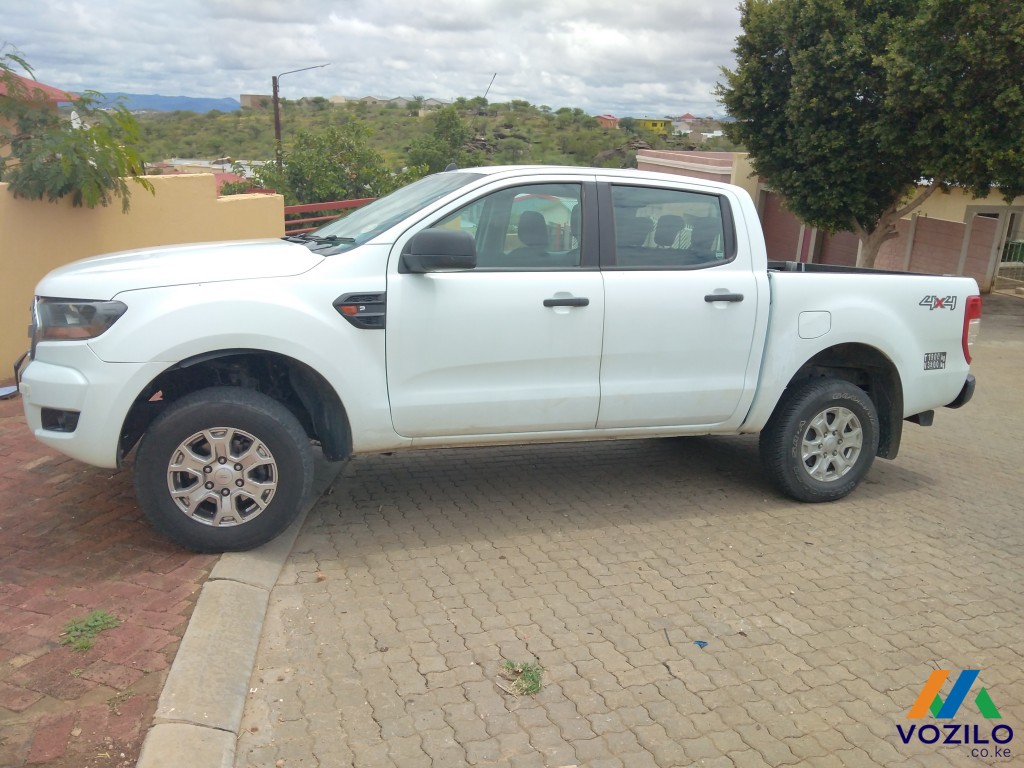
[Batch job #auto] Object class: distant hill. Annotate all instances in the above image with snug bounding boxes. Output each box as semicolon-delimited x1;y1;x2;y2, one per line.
98;93;241;113
132;98;742;168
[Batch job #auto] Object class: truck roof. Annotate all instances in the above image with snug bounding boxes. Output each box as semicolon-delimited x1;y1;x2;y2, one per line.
450;164;736;193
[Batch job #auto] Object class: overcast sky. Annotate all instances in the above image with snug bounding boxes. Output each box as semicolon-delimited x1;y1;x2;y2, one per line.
5;1;742;117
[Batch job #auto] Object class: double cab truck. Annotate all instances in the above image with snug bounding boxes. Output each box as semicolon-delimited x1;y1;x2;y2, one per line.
18;166;980;551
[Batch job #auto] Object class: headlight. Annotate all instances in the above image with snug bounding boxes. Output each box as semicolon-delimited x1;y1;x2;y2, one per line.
32;298;128;353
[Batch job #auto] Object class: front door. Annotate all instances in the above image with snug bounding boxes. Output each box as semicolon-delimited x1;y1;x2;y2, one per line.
387;179;604;438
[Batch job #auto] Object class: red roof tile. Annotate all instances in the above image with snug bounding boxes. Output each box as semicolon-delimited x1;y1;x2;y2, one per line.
0;72;76;102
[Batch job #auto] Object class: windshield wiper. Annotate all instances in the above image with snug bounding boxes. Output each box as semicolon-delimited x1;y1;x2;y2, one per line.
307;234;355;243
283;233;356;244
283;233;358;254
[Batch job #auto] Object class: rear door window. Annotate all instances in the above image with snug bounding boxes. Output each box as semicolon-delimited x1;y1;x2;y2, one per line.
606;185;732;269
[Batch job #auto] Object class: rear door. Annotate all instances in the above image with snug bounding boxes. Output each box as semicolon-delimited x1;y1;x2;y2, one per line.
596;179;761;428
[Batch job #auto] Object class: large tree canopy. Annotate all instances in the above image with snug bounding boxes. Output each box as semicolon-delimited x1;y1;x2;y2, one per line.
718;0;1024;267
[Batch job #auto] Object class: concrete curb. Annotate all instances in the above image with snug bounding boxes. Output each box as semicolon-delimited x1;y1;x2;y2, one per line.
136;451;342;768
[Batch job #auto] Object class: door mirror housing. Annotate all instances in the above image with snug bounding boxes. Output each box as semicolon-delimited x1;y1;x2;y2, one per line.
400;230;477;273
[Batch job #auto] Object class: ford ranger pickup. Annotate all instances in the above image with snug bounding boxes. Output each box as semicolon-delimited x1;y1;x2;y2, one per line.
18;166;980;551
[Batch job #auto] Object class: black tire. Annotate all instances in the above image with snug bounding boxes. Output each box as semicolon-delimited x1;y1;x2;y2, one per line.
134;387;314;552
760;378;879;503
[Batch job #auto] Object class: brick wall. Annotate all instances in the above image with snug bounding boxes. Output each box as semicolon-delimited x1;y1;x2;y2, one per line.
963;215;1000;284
761;192;802;261
819;230;860;266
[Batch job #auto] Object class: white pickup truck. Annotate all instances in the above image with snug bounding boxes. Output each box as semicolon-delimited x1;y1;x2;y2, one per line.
18;166;980;551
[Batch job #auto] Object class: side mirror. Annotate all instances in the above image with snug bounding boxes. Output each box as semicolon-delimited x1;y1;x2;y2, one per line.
400;230;477;273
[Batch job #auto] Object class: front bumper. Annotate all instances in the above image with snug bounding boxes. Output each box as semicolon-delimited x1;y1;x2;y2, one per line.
19;344;166;468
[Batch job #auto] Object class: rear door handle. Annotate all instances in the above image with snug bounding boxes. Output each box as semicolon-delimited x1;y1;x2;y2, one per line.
704;293;744;303
544;297;589;307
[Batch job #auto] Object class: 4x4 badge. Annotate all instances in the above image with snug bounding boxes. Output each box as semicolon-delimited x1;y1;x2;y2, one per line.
920;295;957;311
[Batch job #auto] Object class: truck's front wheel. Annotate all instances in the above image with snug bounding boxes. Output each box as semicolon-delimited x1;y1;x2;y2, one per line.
760;378;879;503
134;387;314;552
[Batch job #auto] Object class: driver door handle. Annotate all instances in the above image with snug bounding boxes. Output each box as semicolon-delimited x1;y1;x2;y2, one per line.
705;293;744;303
544;297;589;307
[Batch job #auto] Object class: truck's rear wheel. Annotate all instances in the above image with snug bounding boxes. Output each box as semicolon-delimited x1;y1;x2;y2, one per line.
760;378;879;502
134;387;313;552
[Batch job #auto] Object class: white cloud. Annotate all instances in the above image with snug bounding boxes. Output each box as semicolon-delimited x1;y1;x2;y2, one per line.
5;0;741;116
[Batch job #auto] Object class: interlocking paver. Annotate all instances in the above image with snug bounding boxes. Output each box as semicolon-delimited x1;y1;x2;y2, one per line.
235;294;1024;767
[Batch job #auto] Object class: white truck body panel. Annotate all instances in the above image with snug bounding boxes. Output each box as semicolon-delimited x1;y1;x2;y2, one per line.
38;239;320;297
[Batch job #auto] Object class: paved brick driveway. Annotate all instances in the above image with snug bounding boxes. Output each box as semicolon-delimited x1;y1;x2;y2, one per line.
0;395;217;767
237;294;1024;767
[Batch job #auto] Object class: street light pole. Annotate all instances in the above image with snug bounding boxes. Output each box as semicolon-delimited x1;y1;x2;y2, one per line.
272;63;330;170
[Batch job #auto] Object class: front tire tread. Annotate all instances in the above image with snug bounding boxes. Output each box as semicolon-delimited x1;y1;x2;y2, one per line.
134;387;314;552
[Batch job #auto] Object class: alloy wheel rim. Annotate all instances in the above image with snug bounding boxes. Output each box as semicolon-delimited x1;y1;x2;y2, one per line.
800;406;864;483
165;427;278;526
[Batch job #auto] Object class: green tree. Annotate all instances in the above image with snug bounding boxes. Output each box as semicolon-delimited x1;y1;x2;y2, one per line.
497;137;529;163
405;135;450;173
0;45;153;212
407;104;470;172
252;121;424;204
434;105;470;151
718;0;1024;267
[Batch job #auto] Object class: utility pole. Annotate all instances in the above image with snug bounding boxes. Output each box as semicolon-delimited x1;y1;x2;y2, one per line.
273;63;330;170
482;73;497;102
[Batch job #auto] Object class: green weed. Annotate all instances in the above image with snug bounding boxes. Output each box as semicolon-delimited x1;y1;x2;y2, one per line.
60;610;120;651
500;660;544;696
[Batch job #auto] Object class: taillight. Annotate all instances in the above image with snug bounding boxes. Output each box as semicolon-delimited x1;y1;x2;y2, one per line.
962;295;982;363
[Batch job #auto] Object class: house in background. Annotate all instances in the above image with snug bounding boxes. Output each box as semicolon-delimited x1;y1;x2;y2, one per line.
0;72;75;162
594;114;619;129
636;149;1024;293
240;93;272;109
636;117;671;136
0;71;74;105
147;158;258;193
671;113;696;134
327;95;444;112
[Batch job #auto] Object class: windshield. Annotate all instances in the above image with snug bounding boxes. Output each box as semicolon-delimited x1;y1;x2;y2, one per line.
303;172;483;254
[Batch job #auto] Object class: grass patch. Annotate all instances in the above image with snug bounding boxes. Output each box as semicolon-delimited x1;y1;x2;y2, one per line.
60;610;120;651
499;660;544;696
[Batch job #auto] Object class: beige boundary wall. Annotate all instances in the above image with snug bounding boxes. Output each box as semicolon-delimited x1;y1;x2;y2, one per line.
0;173;284;374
